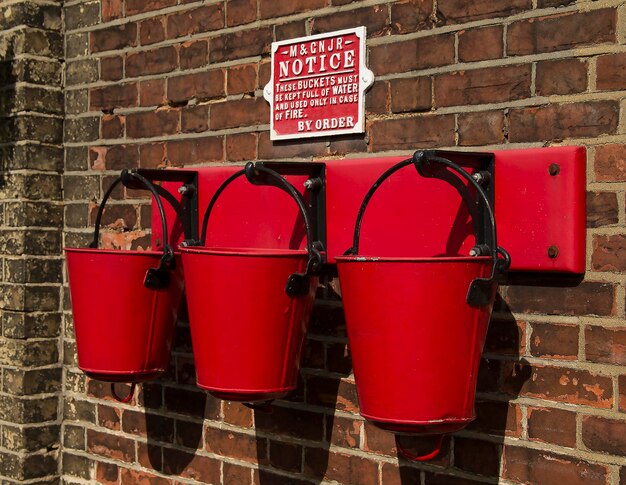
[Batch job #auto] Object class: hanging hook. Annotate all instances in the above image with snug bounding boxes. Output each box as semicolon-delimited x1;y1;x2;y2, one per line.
110;382;136;403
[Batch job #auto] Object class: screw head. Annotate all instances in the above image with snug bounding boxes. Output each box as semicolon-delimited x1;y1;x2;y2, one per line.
548;163;560;176
547;245;559;259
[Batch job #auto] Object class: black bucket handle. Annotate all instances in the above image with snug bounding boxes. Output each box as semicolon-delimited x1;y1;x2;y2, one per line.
90;169;176;290
344;150;510;307
188;162;324;297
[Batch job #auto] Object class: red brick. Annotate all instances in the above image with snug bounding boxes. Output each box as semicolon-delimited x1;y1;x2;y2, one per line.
587;191;618;228
122;410;174;442
583;415;626;456
140;79;166;107
595;144;626;182
439;0;530;23
210;98;268;130
162;450;220;483
225;132;257;161
454;437;500;477
179;40;208;70
227;0;257;27
167;71;225;103
96;461;118;484
363;421;397;456
424;473;486;485
391;0;434;33
255;406;324;442
528;407;576;447
502;363;613;408
126;46;178;78
102;0;122;21
620;375;626;412
369;115;455;151
382;463;420;485
101;115;124;139
507;9;616;56
166;137;224;165
269;440;301;472
97;404;120;430
167;5;225;38
119;469;171;485
127;109;179;138
222;401;253;428
275;20;307;41
87;429;135;462
390;77;431;113
436;65;531;107
100;56;123;81
311;5;389;37
103;144;139;170
366;81;389;114
369;35;455;75
305;376;359;413
224;463;253;485
509;101;619;143
227;64;257;95
205;426;265;464
458;111;505;146
259;0;326;19
139;17;166;46
258;131;327;159
597;52;626;91
592;235;626;273
127;0;175;15
326;415;361;449
91;24;137;53
531;322;578;360
210;28;272;63
503;446;608;485
468;400;522;437
90;83;138;111
536;58;587;96
586;326;626;364
140;143;166;169
305;448;378;485
181;105;208;133
458;26;504;62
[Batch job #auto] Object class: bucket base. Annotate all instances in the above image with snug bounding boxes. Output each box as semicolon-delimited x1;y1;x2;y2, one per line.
197;383;294;403
83;368;165;383
364;414;475;435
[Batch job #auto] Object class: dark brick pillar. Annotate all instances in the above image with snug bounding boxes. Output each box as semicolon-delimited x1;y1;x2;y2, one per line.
0;0;64;482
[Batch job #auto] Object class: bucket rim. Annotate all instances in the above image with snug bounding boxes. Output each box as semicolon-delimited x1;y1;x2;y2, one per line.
335;255;492;263
180;246;309;258
65;247;175;257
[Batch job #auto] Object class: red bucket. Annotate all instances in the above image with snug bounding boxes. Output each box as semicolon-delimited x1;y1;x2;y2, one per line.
66;170;184;384
336;151;509;460
181;163;323;402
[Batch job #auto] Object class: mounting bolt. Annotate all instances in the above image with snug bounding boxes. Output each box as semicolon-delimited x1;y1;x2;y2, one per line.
178;184;195;196
472;171;491;187
304;177;323;192
547;245;559;259
548;163;560;176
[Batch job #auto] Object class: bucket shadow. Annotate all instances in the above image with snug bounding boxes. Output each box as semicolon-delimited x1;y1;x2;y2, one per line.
395;294;532;483
254;283;352;485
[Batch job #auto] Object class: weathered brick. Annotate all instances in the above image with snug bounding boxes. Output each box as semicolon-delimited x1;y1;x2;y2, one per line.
166;137;223;165
391;0;433;33
140;79;166;107
90;84;138;111
305;448;378;485
369;115;455;151
162;449;220;483
507;9;616;56
365;80;389;114
227;0;257;26
536;58;587;96
102;0;123;21
458;25;504;62
595;144;626;182
587;191;618;227
180;40;208;70
592;235;626;273
210;98;268;130
438;0;530;23
126;46;178;78
369;35;455;75
227;64;257;95
530;322;578;360
100;57;123;82
597;52;626;91
126;0;175;15
503;446;608;485
167;5;225;38
259;0;326;18
127;109;179;138
436;65;530;107
583;416;626;456
509;101;619;142
458;111;505;146
87;429;135;462
90;24;137;53
167;71;225;103
527;407;576;447
226;132;256;161
311;5;389;37
586;326;626;365
139;17;165;46
390;77;431;113
210;28;272;63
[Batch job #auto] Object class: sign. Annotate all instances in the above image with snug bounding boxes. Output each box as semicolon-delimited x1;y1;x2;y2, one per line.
263;27;374;141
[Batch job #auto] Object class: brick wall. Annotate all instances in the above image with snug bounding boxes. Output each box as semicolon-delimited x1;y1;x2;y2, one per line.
58;0;626;484
0;0;64;482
